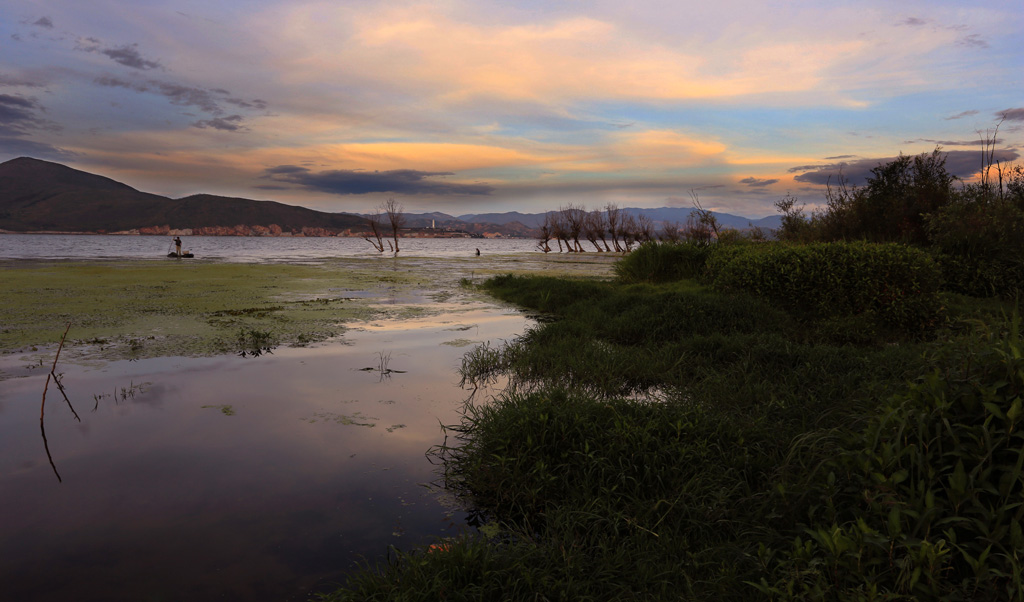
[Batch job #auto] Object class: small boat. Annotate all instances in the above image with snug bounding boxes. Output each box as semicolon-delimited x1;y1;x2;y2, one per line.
167;252;195;258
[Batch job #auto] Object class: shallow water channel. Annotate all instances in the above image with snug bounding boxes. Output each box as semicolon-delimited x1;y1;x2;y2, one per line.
0;302;529;601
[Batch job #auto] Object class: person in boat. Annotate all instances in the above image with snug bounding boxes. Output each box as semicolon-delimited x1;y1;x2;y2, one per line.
173;236;182;257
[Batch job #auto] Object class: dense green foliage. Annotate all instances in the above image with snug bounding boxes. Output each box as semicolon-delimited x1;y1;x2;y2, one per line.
758;315;1024;600
705;242;943;334
774;151;1024;298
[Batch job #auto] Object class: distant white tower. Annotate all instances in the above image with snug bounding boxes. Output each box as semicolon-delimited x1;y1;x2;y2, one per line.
432;219;435;229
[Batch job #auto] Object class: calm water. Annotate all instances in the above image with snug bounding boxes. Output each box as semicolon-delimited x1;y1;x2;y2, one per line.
0;233;540;262
0;240;546;601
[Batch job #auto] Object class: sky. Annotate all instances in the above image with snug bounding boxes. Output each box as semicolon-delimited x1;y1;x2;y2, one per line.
1;0;1021;218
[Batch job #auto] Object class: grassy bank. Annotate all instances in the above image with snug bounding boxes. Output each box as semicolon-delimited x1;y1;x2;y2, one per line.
0;254;617;371
322;247;1023;601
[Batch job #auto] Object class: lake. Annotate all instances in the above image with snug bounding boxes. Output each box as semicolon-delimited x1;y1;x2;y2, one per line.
0;233;540;262
0;236;617;601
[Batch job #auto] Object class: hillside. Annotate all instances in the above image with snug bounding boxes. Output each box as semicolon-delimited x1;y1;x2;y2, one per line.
1;157;781;237
0;157;368;235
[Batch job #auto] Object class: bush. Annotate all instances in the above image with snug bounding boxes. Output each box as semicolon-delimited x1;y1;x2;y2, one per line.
926;189;1024;298
758;314;1024;600
614;240;714;283
706;242;943;334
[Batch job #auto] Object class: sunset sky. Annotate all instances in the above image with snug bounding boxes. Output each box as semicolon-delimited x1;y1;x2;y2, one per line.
1;0;1021;218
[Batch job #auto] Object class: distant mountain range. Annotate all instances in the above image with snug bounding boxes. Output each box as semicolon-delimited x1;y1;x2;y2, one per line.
0;157;780;236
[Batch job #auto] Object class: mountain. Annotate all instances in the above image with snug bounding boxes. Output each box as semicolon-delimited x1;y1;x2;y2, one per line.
0;157;781;236
0;157;368;235
459;208;781;231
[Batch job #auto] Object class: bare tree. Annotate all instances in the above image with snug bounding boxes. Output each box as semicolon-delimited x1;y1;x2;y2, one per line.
978;118;1006;200
659;221;682;242
383;198;405;254
682;212;713;245
636;214;656;242
548;211;567;252
364;209;386;252
620;214;638;251
583;210;605;251
689;190;720;239
537;214;553;252
605;203;623;252
560;204;586;252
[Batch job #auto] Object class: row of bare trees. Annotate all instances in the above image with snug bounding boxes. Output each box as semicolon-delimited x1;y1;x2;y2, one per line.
536;200;721;253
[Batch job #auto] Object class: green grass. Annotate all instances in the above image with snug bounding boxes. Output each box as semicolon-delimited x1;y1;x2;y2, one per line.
322;264;1023;601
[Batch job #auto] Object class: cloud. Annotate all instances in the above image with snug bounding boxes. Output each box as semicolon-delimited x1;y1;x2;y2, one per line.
32;17;54;29
946;110;979;120
906;138;999;147
739;177;779;187
76;38;163;70
997;108;1024;121
0;94;48;134
192;115;246;131
899;17;928;27
0;73;46;87
823;154;855;160
93;77;265;121
0;136;76;161
791;149;1021;186
957;34;989;49
262;165;494;195
101;44;163;70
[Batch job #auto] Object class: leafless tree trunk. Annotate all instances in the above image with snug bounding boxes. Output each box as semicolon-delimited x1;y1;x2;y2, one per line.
605;203;623;252
561;204;586;252
548;212;567;252
620;214;638;251
364;209;386;252
583;210;605;251
636;214;656;242
384;198;405;254
537;214;553;252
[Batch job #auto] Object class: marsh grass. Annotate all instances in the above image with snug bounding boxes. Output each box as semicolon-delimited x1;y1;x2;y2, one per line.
330;269;1023;600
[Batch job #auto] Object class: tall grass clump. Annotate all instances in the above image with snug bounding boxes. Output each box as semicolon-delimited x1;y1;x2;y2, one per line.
614;240;714;283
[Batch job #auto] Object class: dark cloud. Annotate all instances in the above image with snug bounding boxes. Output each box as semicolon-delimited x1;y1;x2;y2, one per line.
998;108;1024;121
905;138;999;147
192;115;245;131
899;17;928;26
33;17;54;29
0;94;45;133
823;154;855;160
94;76;266;120
263;166;494;196
791;149;1021;186
958;34;989;49
102;44;162;70
946;110;979;120
0;136;76;161
77;39;163;70
0;73;46;87
225;97;268;110
739;177;779;187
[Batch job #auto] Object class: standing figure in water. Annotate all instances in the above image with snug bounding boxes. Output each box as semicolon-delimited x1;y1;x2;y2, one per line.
173;236;182;257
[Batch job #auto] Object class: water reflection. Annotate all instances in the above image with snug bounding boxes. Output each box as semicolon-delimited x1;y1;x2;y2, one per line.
0;305;527;602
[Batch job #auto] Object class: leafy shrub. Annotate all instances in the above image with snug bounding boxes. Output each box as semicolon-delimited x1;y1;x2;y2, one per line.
926;190;1024;298
706;242;943;333
758;314;1024;600
614;240;714;283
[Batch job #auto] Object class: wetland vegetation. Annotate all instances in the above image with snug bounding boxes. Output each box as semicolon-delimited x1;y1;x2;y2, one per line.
323;153;1024;601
